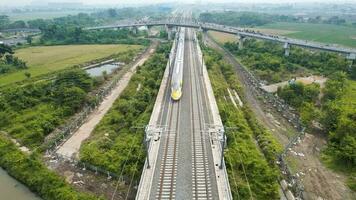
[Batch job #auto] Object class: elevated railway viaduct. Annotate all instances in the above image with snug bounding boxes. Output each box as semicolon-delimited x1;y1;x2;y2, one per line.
86;20;356;61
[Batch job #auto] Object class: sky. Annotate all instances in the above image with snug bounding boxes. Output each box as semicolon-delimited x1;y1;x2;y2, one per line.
0;0;355;7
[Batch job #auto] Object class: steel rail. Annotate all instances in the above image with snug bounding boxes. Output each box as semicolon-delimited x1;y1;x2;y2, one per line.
188;28;212;200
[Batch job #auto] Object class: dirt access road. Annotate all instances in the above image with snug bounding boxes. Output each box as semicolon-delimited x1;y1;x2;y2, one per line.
203;34;355;200
56;41;158;159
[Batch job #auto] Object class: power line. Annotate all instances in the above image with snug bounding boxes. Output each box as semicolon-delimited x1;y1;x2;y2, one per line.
230;124;254;200
111;138;140;200
219;88;255;199
226;156;240;200
124;151;143;200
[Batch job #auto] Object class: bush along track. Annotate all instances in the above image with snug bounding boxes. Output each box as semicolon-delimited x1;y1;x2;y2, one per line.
0;46;141;149
0;69;96;148
79;43;171;183
201;43;282;199
224;39;354;84
0;134;101;200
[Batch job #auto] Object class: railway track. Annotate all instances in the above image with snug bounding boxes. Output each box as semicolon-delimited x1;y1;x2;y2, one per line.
155;57;181;200
154;28;212;200
189;29;212;200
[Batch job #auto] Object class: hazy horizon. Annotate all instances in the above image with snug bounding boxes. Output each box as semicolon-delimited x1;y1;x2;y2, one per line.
1;0;356;7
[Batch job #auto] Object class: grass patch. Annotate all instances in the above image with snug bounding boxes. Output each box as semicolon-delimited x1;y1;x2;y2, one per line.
208;31;237;44
321;152;356;192
285;155;299;174
0;44;142;86
259;22;356;48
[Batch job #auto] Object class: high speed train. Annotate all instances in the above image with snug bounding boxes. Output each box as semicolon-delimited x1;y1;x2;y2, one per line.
171;27;185;101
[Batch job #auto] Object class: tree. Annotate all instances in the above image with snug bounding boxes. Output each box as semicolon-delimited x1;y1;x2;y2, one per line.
325;16;346;25
304;83;320;102
7;20;26;29
277;82;320;110
5;54;14;64
27;18;47;29
350;63;356;80
159;30;168;38
0;44;14;58
0;15;10;28
26;36;32;45
300;102;320;128
73;27;83;43
55;86;86;114
54;69;93;92
107;9;118;18
322;72;348;102
337;135;356;165
24;72;31;79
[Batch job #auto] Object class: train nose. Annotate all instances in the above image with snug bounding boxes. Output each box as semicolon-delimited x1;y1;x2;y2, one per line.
171;89;182;100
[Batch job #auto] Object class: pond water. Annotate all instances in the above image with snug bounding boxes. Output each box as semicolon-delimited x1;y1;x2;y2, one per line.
85;63;121;77
0;167;41;200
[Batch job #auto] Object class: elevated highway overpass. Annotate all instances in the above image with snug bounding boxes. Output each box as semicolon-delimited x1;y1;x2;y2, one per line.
86;20;356;59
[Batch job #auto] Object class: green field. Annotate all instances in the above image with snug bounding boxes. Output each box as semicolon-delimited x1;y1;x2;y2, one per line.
258;22;356;48
208;31;237;44
0;44;142;86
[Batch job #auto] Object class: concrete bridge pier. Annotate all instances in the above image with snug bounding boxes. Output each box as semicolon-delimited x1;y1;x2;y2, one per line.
131;26;138;35
168;30;172;40
284;42;291;56
172;26;178;33
347;53;356;67
237;33;245;50
165;24;172;40
146;25;152;36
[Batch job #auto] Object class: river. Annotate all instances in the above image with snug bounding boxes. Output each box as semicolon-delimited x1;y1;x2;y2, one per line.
0;167;41;200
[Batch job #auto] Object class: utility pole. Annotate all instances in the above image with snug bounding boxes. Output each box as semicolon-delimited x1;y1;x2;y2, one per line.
169;52;171;70
218;126;239;169
144;126;151;169
131;125;153;169
201;51;204;76
219;127;226;169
